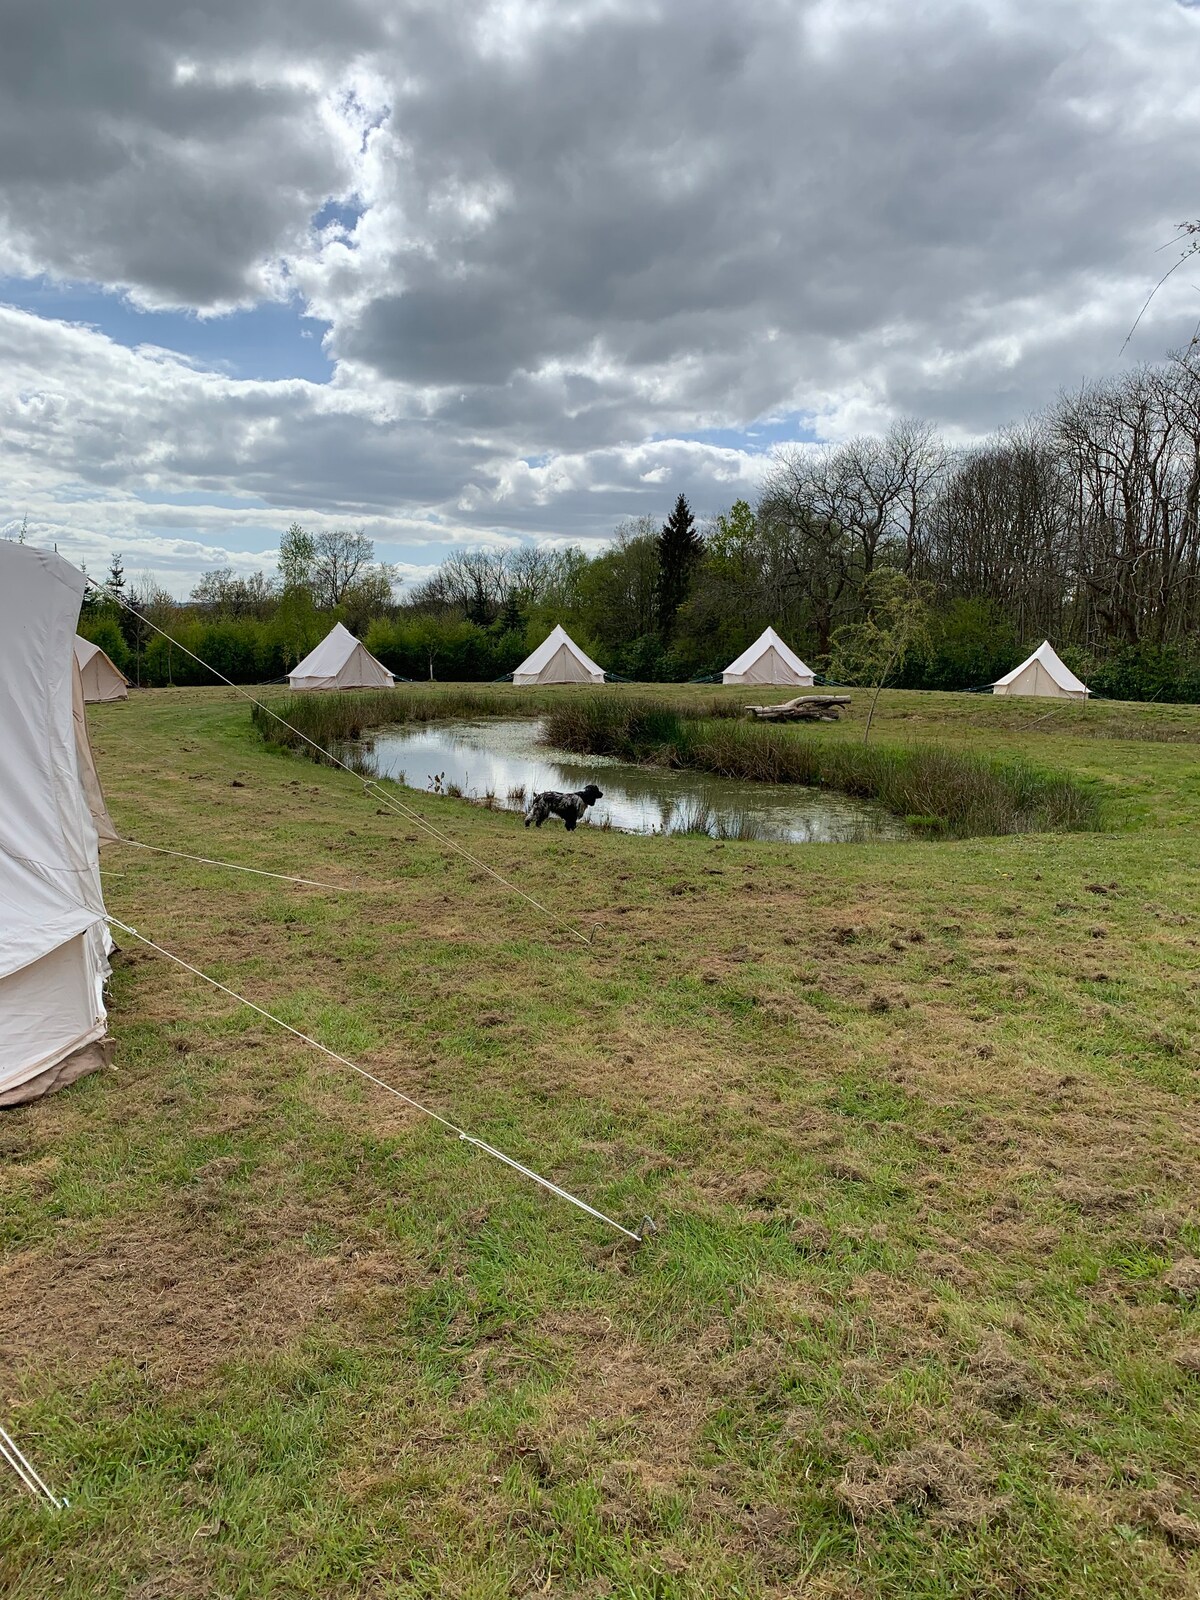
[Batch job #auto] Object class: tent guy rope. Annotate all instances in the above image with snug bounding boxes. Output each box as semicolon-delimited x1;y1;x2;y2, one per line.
106;915;651;1245
93;587;596;945
0;1425;67;1510
116;836;354;891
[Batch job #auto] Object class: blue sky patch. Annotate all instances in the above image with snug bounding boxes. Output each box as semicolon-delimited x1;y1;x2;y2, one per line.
660;415;819;453
2;277;333;382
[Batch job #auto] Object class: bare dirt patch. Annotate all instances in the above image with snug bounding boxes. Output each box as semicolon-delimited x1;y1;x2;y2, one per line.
0;1216;411;1395
1135;1479;1200;1549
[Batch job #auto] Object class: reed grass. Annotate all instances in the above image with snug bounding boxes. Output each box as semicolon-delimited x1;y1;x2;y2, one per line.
668;801;767;841
542;696;1102;838
249;687;539;755
251;688;1103;839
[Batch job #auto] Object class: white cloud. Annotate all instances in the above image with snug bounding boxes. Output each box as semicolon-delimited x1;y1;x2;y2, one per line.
1;0;1199;590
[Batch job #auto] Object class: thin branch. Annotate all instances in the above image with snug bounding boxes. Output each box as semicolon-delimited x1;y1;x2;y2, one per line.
1120;252;1194;358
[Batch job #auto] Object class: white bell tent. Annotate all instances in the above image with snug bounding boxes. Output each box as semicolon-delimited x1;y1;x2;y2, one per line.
512;625;605;686
287;622;394;691
1;543;113;1106
722;627;815;687
74;635;129;702
992;642;1089;701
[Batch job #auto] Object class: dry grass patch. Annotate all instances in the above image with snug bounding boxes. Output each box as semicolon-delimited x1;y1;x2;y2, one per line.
0;1217;396;1392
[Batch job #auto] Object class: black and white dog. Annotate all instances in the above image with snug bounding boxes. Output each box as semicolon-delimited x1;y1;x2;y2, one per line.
524;783;603;831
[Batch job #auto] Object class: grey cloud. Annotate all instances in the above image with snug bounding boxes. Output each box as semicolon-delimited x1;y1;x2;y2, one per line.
0;0;384;305
2;0;1200;584
319;0;1200;430
343;283;559;386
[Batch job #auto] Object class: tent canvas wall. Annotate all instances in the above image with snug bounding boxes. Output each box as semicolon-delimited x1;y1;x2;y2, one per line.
722;627;815;687
1;544;112;1106
992;641;1089;700
512;625;605;685
74;635;129;702
287;623;394;691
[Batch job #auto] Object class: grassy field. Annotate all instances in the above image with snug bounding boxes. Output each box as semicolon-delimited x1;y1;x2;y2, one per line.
2;683;1199;1598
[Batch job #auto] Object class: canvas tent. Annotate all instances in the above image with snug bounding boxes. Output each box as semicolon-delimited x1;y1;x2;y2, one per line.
74;635;129;702
512;625;605;686
722;627;815;687
992;641;1089;701
1;543;113;1106
287;622;394;691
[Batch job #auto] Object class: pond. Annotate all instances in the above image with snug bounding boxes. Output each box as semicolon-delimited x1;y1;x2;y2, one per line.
345;719;909;843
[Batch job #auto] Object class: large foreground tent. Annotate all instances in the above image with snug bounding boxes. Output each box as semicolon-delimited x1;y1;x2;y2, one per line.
722;627;815;687
74;634;129;702
1;543;113;1106
512;625;605;685
992;641;1089;701
287;622;394;691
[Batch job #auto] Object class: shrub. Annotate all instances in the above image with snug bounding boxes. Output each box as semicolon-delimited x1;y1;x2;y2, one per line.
76;615;130;676
1081;643;1200;704
897;600;1020;692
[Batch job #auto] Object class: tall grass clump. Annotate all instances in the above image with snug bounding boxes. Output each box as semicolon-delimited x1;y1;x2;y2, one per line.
251;688;542;759
542;696;694;763
544;698;1101;837
665;799;767;842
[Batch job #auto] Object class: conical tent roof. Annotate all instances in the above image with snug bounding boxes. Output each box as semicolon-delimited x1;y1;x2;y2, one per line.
287;622;394;691
993;641;1088;700
74;635;129;701
722;627;814;686
512;625;605;685
0;543;112;1105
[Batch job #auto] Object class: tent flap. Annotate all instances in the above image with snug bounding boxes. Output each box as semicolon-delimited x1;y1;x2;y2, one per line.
0;543;111;1103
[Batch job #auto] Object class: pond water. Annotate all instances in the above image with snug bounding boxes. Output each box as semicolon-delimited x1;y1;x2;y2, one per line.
346;719;909;844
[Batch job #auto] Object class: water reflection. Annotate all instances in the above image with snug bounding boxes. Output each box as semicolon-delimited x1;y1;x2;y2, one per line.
345;719;908;844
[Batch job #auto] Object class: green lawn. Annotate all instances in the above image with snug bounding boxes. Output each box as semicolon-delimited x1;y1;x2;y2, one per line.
2;684;1198;1598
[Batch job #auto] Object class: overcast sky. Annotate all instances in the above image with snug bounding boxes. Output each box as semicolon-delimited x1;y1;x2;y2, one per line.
2;0;1199;596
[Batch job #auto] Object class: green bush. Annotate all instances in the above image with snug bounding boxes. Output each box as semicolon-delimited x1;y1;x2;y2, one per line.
76;614;130;676
1080;643;1200;704
896;600;1020;691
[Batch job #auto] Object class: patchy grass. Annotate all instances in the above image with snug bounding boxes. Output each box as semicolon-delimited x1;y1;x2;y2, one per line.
2;682;1199;1598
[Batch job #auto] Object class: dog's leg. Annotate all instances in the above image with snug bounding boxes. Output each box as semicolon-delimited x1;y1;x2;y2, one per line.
563;813;577;830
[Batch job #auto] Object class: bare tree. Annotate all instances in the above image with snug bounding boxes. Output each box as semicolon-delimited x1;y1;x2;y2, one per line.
191;568;277;618
310;529;377;608
758;449;856;653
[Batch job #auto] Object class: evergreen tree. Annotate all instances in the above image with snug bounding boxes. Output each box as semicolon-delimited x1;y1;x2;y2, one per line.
499;590;524;635
106;553;125;595
655;493;702;638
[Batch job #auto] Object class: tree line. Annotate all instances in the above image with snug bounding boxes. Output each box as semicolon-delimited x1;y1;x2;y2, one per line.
77;347;1200;701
